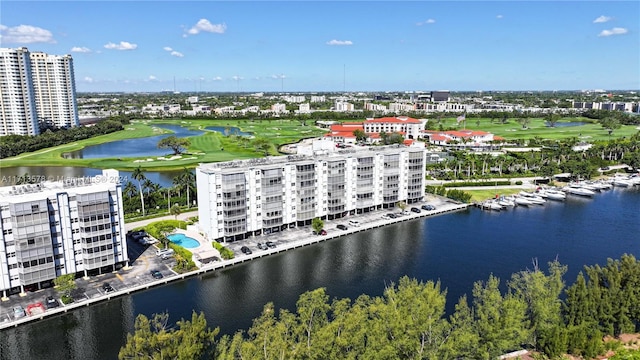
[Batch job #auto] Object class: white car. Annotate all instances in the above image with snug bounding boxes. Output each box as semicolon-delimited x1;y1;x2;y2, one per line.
348;220;360;227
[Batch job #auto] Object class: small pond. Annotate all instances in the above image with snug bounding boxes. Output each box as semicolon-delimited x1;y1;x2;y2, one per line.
206;126;252;136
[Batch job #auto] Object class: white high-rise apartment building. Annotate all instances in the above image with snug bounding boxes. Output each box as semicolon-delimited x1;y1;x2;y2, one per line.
29;51;79;130
196;146;426;242
0;47;39;136
0;47;79;136
0;170;128;297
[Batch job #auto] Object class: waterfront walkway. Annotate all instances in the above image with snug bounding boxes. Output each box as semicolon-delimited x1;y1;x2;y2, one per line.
0;198;468;330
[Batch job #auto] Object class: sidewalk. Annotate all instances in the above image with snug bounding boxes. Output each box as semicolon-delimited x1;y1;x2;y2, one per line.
125;210;199;230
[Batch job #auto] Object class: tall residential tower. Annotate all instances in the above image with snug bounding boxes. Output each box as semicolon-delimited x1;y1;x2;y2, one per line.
0;47;39;136
0;47;79;136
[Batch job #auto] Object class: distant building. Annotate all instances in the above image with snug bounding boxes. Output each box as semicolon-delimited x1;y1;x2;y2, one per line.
310;95;326;103
0;170;128;297
1;47;79;136
335;101;355;112
283;95;305;103
430;90;450;102
298;103;311;113
271;103;287;113
422;129;503;151
389;103;415;113
364;103;387;112
187;96;199;104
196;146;426;242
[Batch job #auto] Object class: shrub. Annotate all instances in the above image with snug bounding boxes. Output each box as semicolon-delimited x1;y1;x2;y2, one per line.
515;180;523;185
212;242;235;260
61;295;74;304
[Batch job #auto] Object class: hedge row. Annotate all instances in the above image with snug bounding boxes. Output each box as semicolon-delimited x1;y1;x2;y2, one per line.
212;242;235;260
443;180;512;188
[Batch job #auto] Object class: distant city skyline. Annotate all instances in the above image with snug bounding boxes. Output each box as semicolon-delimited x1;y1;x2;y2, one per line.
1;1;639;92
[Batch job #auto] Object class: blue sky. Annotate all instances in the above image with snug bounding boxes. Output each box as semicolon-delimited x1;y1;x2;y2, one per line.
1;1;638;92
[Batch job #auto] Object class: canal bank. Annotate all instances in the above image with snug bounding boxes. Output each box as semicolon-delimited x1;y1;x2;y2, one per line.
1;187;638;360
0;198;467;330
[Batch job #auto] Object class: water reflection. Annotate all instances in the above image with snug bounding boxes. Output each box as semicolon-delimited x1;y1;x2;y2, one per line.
0;166;182;187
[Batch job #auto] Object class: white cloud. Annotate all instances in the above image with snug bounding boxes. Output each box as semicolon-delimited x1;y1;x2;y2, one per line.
593;15;612;23
83;76;94;83
496;14;504;19
104;41;137;50
212;76;222;81
598;27;628;37
170;51;184;57
416;19;436;26
231;75;243;81
148;75;157;81
163;46;173;51
71;46;91;53
186;19;227;35
271;74;286;79
326;39;353;46
0;24;55;44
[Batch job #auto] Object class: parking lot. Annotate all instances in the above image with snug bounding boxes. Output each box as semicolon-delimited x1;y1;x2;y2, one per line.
0;236;177;327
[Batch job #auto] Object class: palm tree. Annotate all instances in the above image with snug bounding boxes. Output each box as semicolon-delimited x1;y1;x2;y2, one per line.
179;168;196;208
123;181;137;199
131;166;146;216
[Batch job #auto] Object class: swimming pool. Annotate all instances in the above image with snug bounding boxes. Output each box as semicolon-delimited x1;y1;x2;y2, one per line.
166;233;200;249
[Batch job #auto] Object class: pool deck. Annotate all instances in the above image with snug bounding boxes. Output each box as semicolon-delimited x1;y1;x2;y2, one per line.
172;229;221;264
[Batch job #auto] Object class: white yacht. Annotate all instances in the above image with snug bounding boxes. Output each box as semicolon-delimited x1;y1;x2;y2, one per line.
514;196;533;206
539;189;566;201
563;186;595;197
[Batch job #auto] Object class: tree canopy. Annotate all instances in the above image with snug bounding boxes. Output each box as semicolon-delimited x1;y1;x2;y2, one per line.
158;136;191;155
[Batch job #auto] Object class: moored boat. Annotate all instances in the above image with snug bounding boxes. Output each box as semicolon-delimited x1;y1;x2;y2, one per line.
563;186;595;197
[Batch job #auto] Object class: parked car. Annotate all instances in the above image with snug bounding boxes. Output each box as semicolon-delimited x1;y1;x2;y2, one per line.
45;295;59;309
388;213;397;219
156;248;174;257
336;224;348;230
13;305;26;319
410;207;421;213
320;229;327;235
150;270;163;279
401;210;411;216
241;246;252;255
265;241;277;248
257;242;268;250
381;214;390;220
102;282;115;293
348;220;360;227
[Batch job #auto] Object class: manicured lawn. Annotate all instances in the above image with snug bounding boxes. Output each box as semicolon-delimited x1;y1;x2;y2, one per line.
433;117;638;141
464;188;522;203
1;118;328;171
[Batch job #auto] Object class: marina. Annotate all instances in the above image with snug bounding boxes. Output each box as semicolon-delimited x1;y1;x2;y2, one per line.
478;173;639;211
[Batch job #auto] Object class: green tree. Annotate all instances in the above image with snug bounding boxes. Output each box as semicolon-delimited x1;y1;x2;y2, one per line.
472;275;530;359
353;128;367;142
157;135;191;155
54;274;76;303
132;166;146;216
600;117;622;137
118;311;218;360
396;200;407;211
170;204;181;220
509;260;567;352
545;112;560;127
311;217;324;234
252;137;271;156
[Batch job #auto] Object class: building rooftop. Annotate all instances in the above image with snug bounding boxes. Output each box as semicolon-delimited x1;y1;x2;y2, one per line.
0;170;121;203
198;145;423;173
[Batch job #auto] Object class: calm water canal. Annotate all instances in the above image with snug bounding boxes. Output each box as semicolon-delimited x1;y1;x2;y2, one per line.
1;187;639;360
